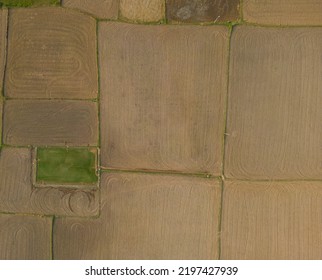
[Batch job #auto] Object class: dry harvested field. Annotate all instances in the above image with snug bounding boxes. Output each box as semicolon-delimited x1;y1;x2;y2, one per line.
0;214;51;260
5;7;98;99
54;173;221;260
3;100;98;146
221;181;322;259
62;0;119;19
243;0;322;25
0;0;321;260
99;23;228;174
119;0;165;22
225;27;322;180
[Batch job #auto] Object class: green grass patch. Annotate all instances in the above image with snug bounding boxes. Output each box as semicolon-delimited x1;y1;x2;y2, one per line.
37;147;97;184
0;0;60;7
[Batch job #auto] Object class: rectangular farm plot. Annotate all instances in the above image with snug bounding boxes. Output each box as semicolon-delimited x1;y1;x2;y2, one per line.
166;0;239;23
243;0;322;25
119;0;165;22
3;100;98;146
5;7;98;99
62;0;119;19
225;27;322;180
54;172;221;260
99;23;229;175
36;147;98;185
221;181;322;259
0;214;51;260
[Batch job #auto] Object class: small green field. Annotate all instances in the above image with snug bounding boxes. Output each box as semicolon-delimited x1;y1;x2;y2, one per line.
37;147;97;184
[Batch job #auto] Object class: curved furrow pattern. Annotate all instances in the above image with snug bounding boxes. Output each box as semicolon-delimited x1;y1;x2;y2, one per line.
5;7;97;99
0;214;51;260
62;0;119;19
54;172;221;259
0;147;99;217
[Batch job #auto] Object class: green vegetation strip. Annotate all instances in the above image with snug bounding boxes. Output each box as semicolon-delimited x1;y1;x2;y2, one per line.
37;147;97;184
0;0;60;7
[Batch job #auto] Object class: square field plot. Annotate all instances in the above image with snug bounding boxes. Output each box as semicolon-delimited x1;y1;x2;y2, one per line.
3;100;98;146
243;0;322;25
5;7;98;99
36;148;98;186
54;173;221;259
99;23;229;175
225;27;322;180
221;181;322;259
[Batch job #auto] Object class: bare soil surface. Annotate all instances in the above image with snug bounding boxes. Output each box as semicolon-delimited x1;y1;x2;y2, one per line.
54;172;221;259
5;7;98;99
0;214;51;260
99;22;229;175
3;100;98;146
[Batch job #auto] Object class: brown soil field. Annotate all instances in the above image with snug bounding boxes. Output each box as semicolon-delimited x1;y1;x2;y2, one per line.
99;22;229;175
221;180;322;259
3;100;98;146
243;0;322;25
119;0;164;22
225;27;322;180
1;1;322;261
0;214;51;260
0;148;99;217
54;172;221;259
62;0;119;19
5;7;97;99
166;0;239;23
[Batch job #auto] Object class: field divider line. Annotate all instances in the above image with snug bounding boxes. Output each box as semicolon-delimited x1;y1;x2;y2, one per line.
218;24;233;260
